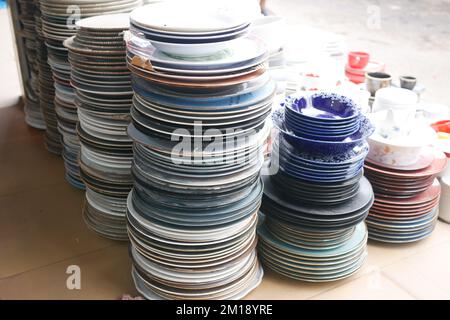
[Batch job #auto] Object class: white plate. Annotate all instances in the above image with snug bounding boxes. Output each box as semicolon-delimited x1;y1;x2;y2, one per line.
76;13;130;30
129;35;267;70
130;0;248;33
149;38;236;58
131;22;249;39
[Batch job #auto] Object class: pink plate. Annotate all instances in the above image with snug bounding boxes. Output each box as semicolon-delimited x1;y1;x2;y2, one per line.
365;146;435;171
364;151;447;178
374;179;441;206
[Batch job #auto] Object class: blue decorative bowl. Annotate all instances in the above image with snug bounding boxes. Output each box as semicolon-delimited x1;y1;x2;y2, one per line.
284;105;359;126
273;108;374;154
284;118;359;141
285;92;360;121
274;135;370;167
284;109;360;130
283;92;362;140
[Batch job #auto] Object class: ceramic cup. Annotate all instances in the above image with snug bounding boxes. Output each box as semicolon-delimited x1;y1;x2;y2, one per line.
348;51;370;69
400;76;417;90
365;72;392;96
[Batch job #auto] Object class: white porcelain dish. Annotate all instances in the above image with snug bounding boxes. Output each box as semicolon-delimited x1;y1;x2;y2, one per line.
75;13;130;30
372;87;418;113
130;0;249;33
367;110;437;167
148;38;238;58
127;35;268;71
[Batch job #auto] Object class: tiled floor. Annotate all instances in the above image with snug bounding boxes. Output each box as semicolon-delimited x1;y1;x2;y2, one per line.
1;103;450;300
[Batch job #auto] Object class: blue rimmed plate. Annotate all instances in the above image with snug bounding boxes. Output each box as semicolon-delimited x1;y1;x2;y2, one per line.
273;108;374;154
284;92;360;122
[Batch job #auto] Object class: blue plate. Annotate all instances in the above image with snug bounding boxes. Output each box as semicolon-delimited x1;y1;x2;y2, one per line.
274;134;370;168
131;180;262;228
278;156;364;177
284;116;359;133
284;106;359;127
272;136;369;172
127;36;269;72
277;154;364;174
130;23;249;44
130;21;251;37
284;121;360;141
276;146;365;173
65;173;86;190
132;75;276;111
273;109;374;154
273;137;369;170
284;118;359;134
280;165;364;183
285;92;360;122
258;221;367;257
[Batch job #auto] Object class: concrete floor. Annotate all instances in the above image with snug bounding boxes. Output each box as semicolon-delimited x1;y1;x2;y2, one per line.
271;0;450;104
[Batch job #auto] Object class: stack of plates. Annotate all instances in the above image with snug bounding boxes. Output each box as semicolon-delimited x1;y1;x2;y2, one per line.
128;184;263;299
258;92;374;282
129;1;250;58
284;93;362;141
272;136;369;205
273;93;374;154
126;3;272;299
39;0;142;185
364;151;447;243
64;13;133;240
258;219;368;282
262;174;373;230
17;0;46;129
35;1;62;154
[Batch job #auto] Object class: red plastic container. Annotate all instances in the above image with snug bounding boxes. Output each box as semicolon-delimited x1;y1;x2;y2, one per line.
348;51;370;69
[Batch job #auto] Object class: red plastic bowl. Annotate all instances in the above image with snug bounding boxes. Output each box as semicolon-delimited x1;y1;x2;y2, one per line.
431;120;450;134
345;70;365;84
348;51;370;69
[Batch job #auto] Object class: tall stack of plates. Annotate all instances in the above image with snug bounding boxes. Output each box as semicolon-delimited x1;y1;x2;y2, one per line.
364;151;447;243
259;92;375;282
35;1;62;154
18;0;46;129
39;0;143;187
64;13;133;240
125;2;271;299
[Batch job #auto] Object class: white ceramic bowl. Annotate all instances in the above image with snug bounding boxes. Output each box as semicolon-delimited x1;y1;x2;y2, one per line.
372;87;418;113
367;139;427;167
130;0;249;33
149;39;235;57
250;16;285;54
367;112;437;167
